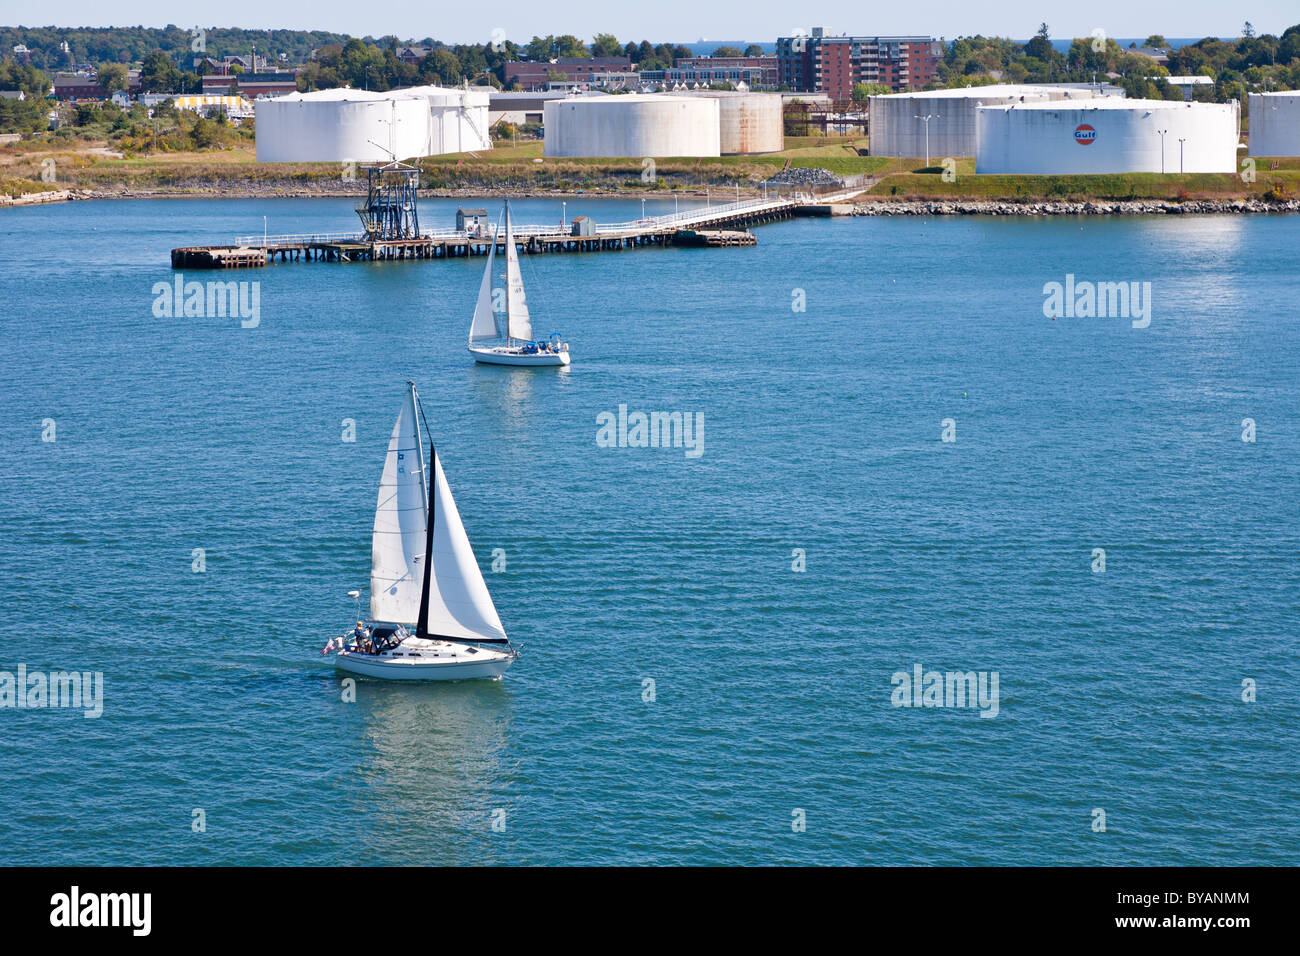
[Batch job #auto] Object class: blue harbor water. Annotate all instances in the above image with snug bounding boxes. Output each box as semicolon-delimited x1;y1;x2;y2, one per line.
1;197;1297;865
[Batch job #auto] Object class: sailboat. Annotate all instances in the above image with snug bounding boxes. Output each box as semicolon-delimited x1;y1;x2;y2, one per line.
329;382;517;681
467;201;571;367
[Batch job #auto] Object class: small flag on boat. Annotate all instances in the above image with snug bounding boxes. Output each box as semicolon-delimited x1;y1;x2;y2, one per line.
321;638;335;655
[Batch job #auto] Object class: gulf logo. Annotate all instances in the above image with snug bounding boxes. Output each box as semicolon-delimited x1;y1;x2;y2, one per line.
1074;124;1097;145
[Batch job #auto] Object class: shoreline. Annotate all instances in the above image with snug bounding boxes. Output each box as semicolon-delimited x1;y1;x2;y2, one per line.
6;184;1299;216
846;197;1300;216
1;184;739;204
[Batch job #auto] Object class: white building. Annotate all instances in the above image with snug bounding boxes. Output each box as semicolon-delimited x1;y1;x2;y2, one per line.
1164;76;1215;101
544;93;721;157
1248;91;1300;157
869;85;1102;158
976;99;1240;174
255;86;491;162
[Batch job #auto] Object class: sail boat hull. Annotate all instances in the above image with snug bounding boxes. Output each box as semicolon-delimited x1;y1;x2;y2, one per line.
468;345;570;367
334;640;515;681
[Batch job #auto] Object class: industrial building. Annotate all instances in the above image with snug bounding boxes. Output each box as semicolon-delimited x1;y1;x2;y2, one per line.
255;86;490;162
975;99;1240;174
868;85;1102;159
488;90;568;127
543;93;721;157
670;90;784;153
1248;91;1300;157
655;56;778;89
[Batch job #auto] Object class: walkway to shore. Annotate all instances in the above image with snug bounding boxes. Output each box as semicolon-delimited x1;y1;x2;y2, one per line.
172;190;867;269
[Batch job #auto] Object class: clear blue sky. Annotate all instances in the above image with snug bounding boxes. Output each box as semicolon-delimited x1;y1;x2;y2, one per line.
13;1;1296;44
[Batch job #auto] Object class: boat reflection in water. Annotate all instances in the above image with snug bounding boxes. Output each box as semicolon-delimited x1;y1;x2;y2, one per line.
347;679;518;864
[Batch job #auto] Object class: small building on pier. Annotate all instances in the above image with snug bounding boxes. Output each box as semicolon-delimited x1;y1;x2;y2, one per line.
457;207;490;235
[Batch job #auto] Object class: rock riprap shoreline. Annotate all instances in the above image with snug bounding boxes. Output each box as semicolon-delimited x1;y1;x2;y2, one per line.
849;198;1300;216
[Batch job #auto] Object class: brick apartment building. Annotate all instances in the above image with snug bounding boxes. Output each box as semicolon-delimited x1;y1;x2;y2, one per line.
200;72;298;97
776;28;942;96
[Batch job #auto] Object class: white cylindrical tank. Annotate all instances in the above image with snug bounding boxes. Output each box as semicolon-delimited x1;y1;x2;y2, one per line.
975;99;1240;174
869;85;1098;158
256;89;428;162
404;85;492;155
544;94;721;157
1248;91;1300;157
255;86;492;162
674;91;783;153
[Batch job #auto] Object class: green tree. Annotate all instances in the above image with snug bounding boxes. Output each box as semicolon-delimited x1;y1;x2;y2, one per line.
553;35;588;58
97;62;128;93
191;115;220;148
526;36;555;60
743;44;764;57
1025;24;1052;62
419;49;461;85
712;46;745;58
139;51;181;93
851;82;889;101
591;33;623;58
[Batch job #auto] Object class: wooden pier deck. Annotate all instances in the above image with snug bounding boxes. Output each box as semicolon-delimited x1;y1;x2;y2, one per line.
170;192;861;270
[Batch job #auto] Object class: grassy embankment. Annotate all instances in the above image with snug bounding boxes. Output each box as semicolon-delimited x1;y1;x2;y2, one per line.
2;134;1297;202
867;156;1300;202
0;135;890;195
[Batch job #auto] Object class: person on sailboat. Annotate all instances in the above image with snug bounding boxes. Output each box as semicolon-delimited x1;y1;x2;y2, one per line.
353;621;370;647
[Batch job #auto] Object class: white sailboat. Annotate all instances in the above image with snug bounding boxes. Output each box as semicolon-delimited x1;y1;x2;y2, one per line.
468;201;571;367
328;382;517;681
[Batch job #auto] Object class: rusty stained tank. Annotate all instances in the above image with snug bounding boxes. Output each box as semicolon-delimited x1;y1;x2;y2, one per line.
672;90;784;154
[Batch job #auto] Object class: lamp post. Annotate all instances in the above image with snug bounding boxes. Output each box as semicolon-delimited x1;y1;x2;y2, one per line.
561;200;566;230
641;197;646;220
914;113;939;167
1157;128;1168;173
1178;137;1185;173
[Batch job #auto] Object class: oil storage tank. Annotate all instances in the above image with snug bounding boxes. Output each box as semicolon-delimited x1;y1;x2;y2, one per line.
674;90;784;153
255;86;491;162
404;85;492;155
255;89;430;162
975;99;1240;174
1248;91;1300;157
869;85;1097;158
544;93;721;157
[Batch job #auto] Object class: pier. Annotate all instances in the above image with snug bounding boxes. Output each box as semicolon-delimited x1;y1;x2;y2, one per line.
169;191;863;269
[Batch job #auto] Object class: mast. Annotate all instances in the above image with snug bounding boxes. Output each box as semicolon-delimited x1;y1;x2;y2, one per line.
503;200;512;346
414;385;435;640
410;381;430;522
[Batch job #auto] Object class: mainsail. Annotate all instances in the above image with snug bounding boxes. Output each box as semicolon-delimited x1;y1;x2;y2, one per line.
468;226;500;344
370;387;428;624
503;204;533;343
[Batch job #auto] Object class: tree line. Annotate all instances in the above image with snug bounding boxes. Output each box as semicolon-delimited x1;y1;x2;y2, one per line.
941;22;1300;100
